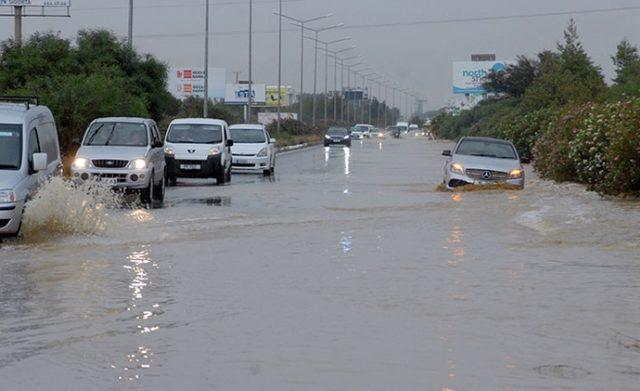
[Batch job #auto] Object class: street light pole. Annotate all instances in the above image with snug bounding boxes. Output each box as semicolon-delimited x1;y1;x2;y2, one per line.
276;0;282;133
128;0;133;48
204;0;210;118
247;0;253;123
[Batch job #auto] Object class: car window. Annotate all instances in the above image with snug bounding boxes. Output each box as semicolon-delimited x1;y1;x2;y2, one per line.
28;128;41;168
84;122;149;147
151;124;160;145
167;124;223;144
456;140;517;159
230;128;267;143
327;128;348;136
0;124;22;170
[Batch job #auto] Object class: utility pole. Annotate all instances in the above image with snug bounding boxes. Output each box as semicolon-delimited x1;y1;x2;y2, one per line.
247;0;253;123
4;4;70;46
203;0;210;118
128;0;133;48
276;0;282;133
14;6;23;45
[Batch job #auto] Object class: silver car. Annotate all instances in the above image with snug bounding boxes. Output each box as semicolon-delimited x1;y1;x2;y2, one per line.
71;117;166;208
442;137;527;189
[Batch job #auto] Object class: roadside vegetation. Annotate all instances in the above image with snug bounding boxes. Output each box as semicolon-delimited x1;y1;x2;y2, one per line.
432;20;640;197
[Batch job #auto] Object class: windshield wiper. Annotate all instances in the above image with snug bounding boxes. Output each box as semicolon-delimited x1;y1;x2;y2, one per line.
470;153;497;158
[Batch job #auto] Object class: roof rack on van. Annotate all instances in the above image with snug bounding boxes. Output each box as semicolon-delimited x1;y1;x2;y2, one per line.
0;96;39;109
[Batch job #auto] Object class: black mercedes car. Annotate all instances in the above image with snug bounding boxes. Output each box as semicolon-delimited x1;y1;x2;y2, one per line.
324;127;351;147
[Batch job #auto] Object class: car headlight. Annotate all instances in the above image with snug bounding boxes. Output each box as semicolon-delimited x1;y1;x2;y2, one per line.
325;135;332;139
164;146;174;156
72;157;90;170
257;147;268;157
209;146;220;156
343;135;350;139
450;163;464;174
0;189;17;203
509;169;524;179
129;159;147;170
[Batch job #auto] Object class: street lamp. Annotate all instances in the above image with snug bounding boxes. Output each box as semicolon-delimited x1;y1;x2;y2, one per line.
247;0;253;122
344;60;363;124
309;36;350;125
305;23;344;127
273;12;333;124
339;55;360;122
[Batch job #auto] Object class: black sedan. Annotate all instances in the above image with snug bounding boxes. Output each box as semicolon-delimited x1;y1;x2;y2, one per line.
324;127;352;147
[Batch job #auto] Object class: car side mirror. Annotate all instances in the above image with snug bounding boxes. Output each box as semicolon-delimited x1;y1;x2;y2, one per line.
442;150;452;157
270;138;277;144
226;139;234;147
520;157;531;164
152;140;164;148
33;153;48;172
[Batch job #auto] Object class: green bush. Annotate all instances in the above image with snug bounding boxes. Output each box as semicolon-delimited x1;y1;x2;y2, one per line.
500;108;555;159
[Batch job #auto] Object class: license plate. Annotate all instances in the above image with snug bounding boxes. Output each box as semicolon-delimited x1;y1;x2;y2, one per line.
180;164;201;170
100;177;118;185
234;159;247;164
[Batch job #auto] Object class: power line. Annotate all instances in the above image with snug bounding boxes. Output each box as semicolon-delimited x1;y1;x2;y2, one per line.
73;0;301;12
132;5;640;39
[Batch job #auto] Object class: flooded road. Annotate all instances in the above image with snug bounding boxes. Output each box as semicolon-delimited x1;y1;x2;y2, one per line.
1;138;639;390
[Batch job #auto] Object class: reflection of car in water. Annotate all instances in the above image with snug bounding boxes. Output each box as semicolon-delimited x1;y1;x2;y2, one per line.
73;117;167;208
0;98;62;237
442;136;528;190
324;127;351;147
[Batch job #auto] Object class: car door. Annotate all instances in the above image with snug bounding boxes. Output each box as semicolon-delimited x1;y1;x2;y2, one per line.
25;125;44;196
149;123;165;183
224;125;232;169
266;130;275;167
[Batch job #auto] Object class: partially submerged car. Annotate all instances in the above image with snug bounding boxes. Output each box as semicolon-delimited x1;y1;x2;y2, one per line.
324;127;351;147
442;136;528;190
72;117;166;208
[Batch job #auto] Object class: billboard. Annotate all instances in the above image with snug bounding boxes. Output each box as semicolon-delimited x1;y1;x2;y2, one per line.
0;0;69;6
258;112;298;126
265;86;291;107
225;83;266;105
168;67;226;100
453;61;511;94
343;88;368;101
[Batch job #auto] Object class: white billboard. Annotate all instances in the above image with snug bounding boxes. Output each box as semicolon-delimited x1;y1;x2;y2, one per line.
168;67;226;100
0;0;70;6
453;61;512;94
225;83;266;105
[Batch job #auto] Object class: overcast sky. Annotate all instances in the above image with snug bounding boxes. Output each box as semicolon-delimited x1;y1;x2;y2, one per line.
2;0;640;110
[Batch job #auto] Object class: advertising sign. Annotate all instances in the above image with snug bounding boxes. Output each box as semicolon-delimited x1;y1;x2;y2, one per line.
225;83;266;105
258;112;298;126
168;67;226;99
453;61;512;94
265;86;290;107
343;88;368;101
0;0;69;6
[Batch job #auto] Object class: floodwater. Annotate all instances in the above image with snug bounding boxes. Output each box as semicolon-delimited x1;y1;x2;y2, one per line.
1;137;639;390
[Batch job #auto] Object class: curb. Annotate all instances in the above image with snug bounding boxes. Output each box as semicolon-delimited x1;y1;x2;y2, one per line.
276;141;322;154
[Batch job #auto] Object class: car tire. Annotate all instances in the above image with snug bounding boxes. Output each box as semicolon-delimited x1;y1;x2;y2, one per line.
151;174;165;209
216;168;226;185
167;176;177;186
140;181;152;206
225;163;232;183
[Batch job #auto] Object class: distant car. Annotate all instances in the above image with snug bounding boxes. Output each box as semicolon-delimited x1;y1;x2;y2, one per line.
409;124;419;131
442;136;528;190
164;118;233;186
230;124;276;176
0;98;62;237
324;127;351;147
72;117;166;208
353;124;373;138
350;125;365;139
396;122;409;134
388;126;401;138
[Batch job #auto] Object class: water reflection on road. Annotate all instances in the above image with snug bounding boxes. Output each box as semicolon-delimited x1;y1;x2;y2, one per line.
1;138;639;390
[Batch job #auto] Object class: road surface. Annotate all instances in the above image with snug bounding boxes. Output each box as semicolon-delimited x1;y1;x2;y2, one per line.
1;137;639;390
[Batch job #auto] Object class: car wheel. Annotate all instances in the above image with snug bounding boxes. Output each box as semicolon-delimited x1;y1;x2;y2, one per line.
151;174;165;209
167;176;177;186
225;163;232;183
140;181;152;206
216;168;226;185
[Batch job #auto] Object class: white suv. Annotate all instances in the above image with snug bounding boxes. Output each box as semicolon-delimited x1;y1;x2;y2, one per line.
71;117;166;208
163;118;233;185
229;124;276;176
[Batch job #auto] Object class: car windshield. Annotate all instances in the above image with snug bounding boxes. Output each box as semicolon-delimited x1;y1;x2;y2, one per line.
230;128;266;143
0;124;22;170
167;124;223;144
389;127;400;132
327;128;348;136
354;126;368;131
456;139;517;159
84;122;148;147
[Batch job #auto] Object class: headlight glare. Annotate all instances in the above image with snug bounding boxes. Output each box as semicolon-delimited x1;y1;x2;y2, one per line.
72;157;89;170
164;146;174;156
450;163;464;174
0;189;17;203
510;169;524;178
130;159;147;170
209;146;220;156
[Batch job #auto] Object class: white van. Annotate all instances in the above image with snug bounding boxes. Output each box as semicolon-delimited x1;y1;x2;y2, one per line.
0;97;62;237
163;118;234;185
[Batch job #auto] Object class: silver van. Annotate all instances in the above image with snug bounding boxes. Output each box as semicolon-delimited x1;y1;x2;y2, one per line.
0;97;62;237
